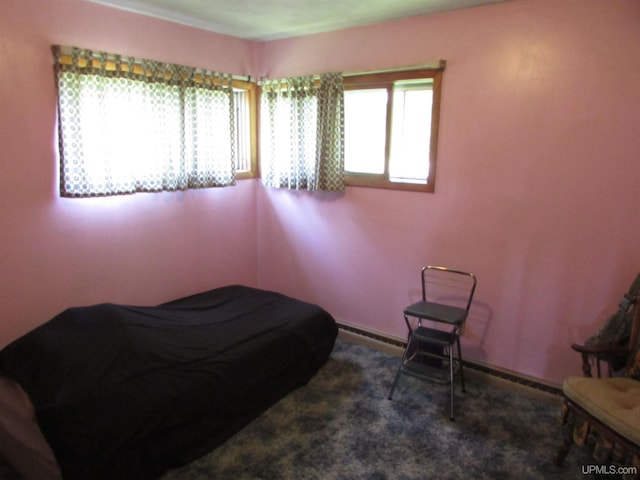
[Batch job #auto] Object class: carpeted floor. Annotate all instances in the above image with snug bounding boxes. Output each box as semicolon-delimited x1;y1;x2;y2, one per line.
0;338;603;479
160;338;595;480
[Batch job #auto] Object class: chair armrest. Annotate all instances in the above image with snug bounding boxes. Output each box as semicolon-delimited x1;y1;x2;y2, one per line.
571;343;630;377
571;343;629;356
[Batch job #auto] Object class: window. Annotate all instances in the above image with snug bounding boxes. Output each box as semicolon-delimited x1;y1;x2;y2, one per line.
233;82;258;179
343;67;443;192
54;46;256;198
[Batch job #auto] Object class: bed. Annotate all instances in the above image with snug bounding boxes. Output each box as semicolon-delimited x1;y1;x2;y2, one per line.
0;285;338;480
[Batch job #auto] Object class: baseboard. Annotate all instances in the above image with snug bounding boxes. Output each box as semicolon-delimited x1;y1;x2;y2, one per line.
336;321;562;396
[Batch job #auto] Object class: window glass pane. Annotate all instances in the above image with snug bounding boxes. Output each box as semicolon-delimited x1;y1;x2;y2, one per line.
344;89;387;174
234;89;250;172
389;83;433;183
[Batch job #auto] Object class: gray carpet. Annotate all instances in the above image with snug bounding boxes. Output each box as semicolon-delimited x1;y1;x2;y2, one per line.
0;338;600;479
161;338;594;480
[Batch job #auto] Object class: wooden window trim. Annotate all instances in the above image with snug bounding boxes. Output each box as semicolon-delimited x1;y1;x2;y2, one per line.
232;79;258;179
343;68;443;193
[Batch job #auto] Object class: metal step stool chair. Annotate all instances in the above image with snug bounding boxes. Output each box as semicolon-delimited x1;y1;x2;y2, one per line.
388;266;477;421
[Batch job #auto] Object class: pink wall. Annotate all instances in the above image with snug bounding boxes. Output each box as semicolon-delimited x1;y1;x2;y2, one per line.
256;0;640;384
2;0;639;386
0;0;260;347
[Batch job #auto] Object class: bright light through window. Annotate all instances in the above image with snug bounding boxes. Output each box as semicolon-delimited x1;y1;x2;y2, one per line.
54;45;258;197
344;89;387;174
78;76;183;186
342;68;442;192
234;89;251;173
389;82;433;184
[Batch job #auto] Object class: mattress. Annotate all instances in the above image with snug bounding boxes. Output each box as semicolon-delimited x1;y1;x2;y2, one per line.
0;285;338;479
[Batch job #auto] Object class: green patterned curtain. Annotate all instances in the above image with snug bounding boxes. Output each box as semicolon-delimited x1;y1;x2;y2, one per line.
260;73;344;192
54;46;236;197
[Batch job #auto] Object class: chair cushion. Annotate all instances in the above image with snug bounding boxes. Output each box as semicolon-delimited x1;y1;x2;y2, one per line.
404;301;466;326
563;376;640;446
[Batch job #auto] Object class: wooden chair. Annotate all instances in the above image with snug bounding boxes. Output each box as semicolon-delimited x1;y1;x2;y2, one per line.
573;273;640;378
555;280;640;472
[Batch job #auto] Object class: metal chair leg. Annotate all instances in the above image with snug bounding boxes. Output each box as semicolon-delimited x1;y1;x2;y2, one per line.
388;338;411;400
449;344;455;421
388;362;403;400
457;337;465;393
